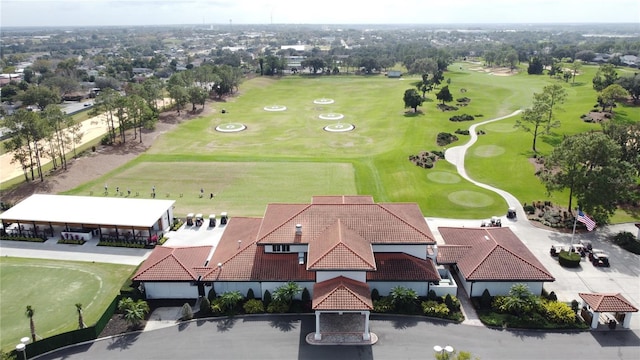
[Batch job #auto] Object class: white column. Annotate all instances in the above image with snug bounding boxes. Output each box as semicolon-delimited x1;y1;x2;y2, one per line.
591;312;599;329
314;311;322;340
622;313;631;329
362;311;371;341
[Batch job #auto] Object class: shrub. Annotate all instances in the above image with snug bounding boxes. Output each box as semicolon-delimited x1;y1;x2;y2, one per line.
431;150;445;158
199;297;211;315
454;128;470;135
243;299;265;314
449;114;475;122
263;290;272;307
612;231;640;254
267;300;289;313
181;303;193;320
547;291;558;302
444;294;461;312
437;132;458;146
371;288;381;301
523;205;536;214
491;296;508;313
422;300;450;317
427;289;439;301
558;250;581;267
542;300;576;324
246;288;255;300
301;288;311;303
480;289;492;309
207;288;217;301
373;297;394;313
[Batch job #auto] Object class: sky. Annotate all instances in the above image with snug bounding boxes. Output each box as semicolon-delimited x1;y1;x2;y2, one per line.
1;0;639;27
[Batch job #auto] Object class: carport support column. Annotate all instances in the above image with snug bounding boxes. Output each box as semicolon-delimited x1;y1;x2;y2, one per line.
622;313;632;329
362;311;370;341
591;311;599;329
314;311;322;340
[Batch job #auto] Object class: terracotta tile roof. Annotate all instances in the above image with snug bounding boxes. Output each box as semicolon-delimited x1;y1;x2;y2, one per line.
257;201;435;246
201;217;314;282
133;246;213;281
436;245;473;264
579;293;639;313
312;276;373;310
307;219;376;271
367;253;441;281
439;227;555;282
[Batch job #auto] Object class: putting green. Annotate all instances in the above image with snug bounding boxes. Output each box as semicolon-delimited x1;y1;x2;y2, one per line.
427;171;462;184
448;190;494;208
483;123;517;133
474;145;506;157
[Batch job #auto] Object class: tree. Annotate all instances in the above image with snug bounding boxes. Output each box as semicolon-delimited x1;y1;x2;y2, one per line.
181;303;193;320
499;284;540;315
272;282;302;306
592;64;619;92
403;88;423;113
75;303;86;329
538;84;567;132
118;297;149;329
390;286;418;313
25;305;37;342
187;86;207;112
616;74;640;104
18;85;61;111
602;122;640;176
570;60;582;84
527;57;544;75
598;84;629;112
436;85;453;105
219;291;243;313
539;132;636;222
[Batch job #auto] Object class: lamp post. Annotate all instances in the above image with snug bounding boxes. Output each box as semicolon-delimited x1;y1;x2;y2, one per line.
433;345;454;359
16;337;30;360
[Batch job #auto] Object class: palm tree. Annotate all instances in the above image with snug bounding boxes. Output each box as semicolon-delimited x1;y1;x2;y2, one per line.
75;303;85;329
219;291;243;314
390;286;418;313
119;297;150;329
25;305;36;342
272;282;302;306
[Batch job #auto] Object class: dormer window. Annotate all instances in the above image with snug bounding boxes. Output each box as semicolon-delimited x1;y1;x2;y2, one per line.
273;244;290;252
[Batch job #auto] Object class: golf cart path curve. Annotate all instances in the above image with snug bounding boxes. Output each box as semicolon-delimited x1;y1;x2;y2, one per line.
443;110;534;223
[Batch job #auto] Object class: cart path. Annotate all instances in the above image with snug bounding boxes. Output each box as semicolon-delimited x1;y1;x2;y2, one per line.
443;110;532;221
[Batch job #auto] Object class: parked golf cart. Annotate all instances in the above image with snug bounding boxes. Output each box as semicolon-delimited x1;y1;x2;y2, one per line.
589;250;610;267
481;216;502;227
550;244;566;257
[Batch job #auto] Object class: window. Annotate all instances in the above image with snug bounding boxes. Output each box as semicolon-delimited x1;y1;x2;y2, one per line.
273;244;290;252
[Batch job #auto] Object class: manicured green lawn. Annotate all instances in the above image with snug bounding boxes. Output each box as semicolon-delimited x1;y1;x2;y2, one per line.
0;257;135;352
61;63;638;221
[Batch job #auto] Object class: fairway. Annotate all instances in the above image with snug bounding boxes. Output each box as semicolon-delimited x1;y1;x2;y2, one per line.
0;257;135;352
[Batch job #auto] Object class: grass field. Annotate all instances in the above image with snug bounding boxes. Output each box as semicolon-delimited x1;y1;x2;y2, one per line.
0;257;135;352
58;62;638;221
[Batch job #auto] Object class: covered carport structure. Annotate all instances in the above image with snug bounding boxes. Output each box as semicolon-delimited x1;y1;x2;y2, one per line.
0;194;175;243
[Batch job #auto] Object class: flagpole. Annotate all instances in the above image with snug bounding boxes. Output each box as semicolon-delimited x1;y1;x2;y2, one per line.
571;208;578;244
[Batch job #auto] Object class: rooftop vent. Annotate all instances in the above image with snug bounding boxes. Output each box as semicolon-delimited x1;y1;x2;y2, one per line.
295;224;302;235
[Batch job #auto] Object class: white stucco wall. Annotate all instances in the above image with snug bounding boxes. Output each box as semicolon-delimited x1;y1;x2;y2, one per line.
214;282;261;298
371;244;427;259
143;282;199;299
463;280;545;297
368;281;429;297
260;281;315;299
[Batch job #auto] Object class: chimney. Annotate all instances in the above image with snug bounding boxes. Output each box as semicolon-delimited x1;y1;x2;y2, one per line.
237;240;242;249
295;224;302;235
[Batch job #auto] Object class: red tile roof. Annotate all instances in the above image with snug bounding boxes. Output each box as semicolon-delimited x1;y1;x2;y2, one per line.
438;227;554;282
307;219;376;271
312;276;373;310
257;202;435;246
312;195;375;204
579;293;639;313
367;253;440;281
133;246;213;281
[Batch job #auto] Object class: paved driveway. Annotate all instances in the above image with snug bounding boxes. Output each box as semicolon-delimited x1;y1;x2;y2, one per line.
35;315;640;360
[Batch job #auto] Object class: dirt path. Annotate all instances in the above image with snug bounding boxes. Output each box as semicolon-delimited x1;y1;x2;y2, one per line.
0;103;216;205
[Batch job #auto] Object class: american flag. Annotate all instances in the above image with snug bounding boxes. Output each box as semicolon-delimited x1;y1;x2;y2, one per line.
577;210;596;231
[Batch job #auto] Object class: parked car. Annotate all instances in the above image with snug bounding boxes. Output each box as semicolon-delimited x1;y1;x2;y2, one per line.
590;250;610;267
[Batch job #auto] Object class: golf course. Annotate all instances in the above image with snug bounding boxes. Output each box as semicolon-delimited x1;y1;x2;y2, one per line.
63;62;639;221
